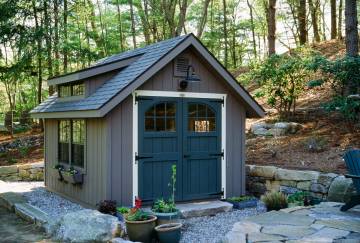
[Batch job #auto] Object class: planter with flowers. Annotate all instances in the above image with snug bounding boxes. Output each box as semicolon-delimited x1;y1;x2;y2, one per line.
62;166;84;185
125;199;157;243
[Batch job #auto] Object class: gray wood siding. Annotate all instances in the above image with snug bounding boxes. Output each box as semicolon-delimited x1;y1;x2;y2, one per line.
106;96;133;206
138;49;247;197
44;118;109;206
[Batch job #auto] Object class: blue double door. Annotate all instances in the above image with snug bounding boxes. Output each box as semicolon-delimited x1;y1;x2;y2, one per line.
138;96;223;203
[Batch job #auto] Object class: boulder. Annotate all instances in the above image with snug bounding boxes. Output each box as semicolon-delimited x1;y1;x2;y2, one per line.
310;183;328;194
253;127;271;136
274;122;292;131
0;165;18;175
250;122;273;132
297;181;312;191
54;209;122;242
327;176;355;203
268;128;287;136
275;169;319;181
249;166;277;179
317;173;338;187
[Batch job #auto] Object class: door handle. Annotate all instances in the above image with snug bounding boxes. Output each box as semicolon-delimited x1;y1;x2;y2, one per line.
183;154;191;158
209;152;224;158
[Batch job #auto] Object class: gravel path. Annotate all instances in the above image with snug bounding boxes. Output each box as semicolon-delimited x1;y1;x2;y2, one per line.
23;187;84;218
0;180;83;218
180;202;266;243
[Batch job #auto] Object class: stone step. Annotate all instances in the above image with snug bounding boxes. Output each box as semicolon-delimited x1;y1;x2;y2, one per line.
177;200;233;218
14;203;50;226
0;192;27;211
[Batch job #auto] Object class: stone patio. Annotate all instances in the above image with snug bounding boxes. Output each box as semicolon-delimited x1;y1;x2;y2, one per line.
224;202;360;242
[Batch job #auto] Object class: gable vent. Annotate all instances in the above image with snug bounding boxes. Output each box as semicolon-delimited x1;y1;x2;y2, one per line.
174;56;190;77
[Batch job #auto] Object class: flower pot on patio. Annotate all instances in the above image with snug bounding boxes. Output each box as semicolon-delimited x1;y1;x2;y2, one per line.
125;212;157;243
152;210;180;225
155;223;182;243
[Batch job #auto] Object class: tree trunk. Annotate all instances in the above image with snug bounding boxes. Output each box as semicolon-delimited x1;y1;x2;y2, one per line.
88;0;105;56
222;0;228;67
345;0;359;56
196;0;211;38
298;0;307;45
116;0;124;51
338;0;343;39
175;0;188;36
309;0;320;42
330;0;337;39
63;0;68;73
129;0;137;48
267;0;277;56
247;0;257;58
44;0;54;95
53;0;60;76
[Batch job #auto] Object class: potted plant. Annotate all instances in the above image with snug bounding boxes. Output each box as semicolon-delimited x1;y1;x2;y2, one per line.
116;206;129;222
62;166;84;185
53;164;64;181
125;206;157;243
152;165;179;225
155;222;183;243
226;195;258;209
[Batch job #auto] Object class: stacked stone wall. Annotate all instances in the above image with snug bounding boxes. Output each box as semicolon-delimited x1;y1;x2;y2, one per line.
0;162;44;181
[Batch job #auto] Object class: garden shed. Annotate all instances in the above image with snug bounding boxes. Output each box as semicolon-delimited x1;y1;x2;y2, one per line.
31;34;264;207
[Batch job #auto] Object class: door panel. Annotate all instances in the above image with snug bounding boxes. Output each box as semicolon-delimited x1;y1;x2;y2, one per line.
138;97;222;202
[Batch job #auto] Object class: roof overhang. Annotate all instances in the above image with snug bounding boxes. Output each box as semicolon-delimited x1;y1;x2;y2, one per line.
48;54;142;86
31;34;264;119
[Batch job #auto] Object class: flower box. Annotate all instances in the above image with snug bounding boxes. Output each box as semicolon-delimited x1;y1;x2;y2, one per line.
62;172;84;185
227;197;258;209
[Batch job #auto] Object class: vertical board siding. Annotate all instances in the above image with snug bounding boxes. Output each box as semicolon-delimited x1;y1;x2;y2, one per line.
44;118;108;206
106;96;133;206
85;70;120;96
138;48;247;197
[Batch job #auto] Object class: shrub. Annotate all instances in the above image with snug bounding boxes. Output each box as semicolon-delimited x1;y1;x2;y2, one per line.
152;198;177;213
304;136;328;152
323;96;360;121
18;146;30;157
97;200;117;215
261;191;288;211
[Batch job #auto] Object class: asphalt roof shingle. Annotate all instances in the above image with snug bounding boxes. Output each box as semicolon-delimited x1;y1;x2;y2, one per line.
31;35;189;114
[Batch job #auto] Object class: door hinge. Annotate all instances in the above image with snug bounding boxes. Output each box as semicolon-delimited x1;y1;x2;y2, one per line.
135;155;154;161
210;97;224;106
209;151;224;158
208;190;224;196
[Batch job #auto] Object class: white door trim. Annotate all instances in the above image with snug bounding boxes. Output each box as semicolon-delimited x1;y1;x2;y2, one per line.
132;90;227;206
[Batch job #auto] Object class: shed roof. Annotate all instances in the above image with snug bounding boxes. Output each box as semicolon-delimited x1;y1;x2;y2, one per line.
31;34;264;118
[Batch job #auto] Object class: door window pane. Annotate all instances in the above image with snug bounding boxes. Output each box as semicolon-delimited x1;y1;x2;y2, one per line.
145;102;176;132
188;103;216;132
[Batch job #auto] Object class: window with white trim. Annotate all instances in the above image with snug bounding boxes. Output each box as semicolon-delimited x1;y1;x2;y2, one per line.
58;120;86;168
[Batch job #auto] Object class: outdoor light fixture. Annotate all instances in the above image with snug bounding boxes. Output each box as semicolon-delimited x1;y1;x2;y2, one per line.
179;65;201;90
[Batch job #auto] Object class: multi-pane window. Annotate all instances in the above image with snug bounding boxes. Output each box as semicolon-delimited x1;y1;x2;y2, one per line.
188;103;216;132
58;82;85;97
145;102;176;132
58;120;86;168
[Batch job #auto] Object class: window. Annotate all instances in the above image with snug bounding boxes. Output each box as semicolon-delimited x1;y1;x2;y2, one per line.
188;103;216;132
58;120;86;168
145;102;176;132
58;82;85;97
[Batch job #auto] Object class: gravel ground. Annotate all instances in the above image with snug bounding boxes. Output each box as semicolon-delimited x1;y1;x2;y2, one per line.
23;187;84;218
180;202;266;243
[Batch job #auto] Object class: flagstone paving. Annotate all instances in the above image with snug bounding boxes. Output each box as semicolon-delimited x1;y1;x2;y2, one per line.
223;202;360;243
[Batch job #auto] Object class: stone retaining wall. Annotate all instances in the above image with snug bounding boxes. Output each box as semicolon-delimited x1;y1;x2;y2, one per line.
246;165;357;203
0;162;44;181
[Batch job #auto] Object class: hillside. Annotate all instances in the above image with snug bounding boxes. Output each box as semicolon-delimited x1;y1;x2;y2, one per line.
242;40;360;174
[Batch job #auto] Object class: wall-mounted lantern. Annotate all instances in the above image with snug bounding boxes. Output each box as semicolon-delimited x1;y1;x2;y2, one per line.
179;65;201;90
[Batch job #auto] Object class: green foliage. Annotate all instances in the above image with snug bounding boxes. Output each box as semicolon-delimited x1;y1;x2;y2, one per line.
169;164;177;203
13;124;31;134
246;48;315;116
323;96;360;121
261;191;288;211
18;146;30;157
126;208;152;221
227;195;256;202
306;79;324;88
287;191;308;204
117;206;130;214
310;56;360;95
152;198;177;213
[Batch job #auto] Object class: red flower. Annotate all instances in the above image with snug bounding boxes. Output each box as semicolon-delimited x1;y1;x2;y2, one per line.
135;197;142;209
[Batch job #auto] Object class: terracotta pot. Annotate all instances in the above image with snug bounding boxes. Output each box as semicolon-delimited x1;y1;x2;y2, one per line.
125;215;157;243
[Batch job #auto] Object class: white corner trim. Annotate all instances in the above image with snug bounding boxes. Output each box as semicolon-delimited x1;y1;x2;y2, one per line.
132;93;139;206
132;90;227;205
